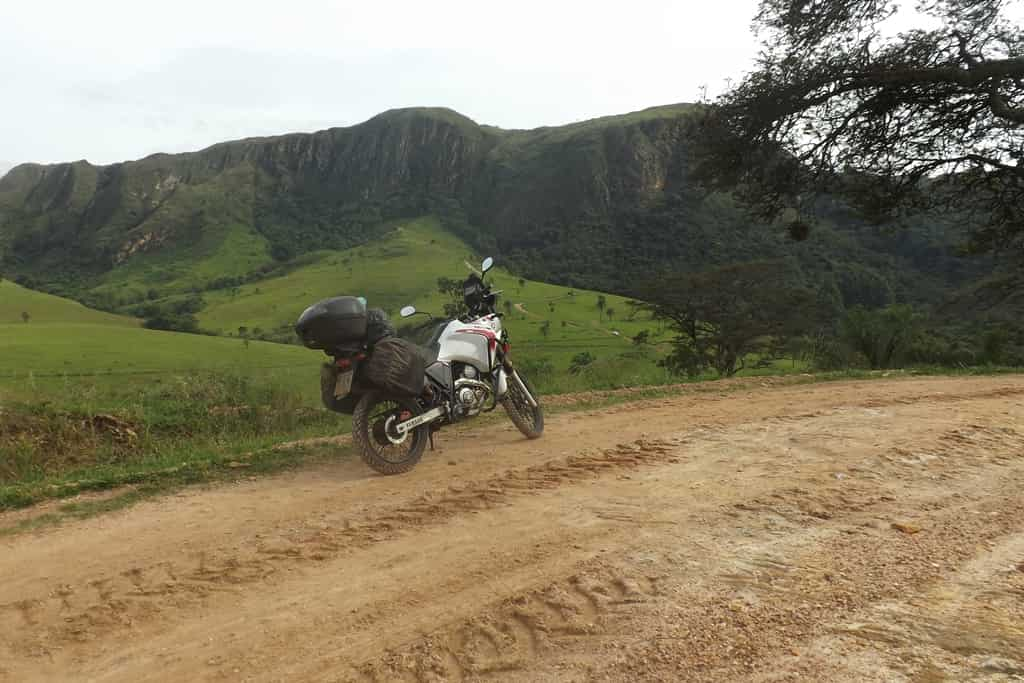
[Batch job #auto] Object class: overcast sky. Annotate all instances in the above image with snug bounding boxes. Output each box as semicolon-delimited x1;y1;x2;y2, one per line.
0;0;762;166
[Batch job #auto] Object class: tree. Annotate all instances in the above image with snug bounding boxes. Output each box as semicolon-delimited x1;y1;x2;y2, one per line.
596;295;607;320
841;304;923;368
695;0;1024;255
540;320;551;338
636;261;823;377
503;300;513;317
518;278;526;291
606;307;615;321
633;330;651;346
437;276;469;319
20;311;29;323
238;326;249;338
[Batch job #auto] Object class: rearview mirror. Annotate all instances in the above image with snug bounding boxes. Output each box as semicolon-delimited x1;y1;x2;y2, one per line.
481;256;494;274
400;305;416;318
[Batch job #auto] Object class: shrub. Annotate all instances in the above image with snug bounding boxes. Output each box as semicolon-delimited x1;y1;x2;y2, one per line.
568;351;596;375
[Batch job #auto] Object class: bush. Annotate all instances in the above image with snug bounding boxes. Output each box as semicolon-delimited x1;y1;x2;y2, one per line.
840;305;922;369
568;352;596;375
144;314;200;334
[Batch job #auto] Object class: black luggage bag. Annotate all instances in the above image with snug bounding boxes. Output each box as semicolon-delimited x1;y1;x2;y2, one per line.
361;337;426;397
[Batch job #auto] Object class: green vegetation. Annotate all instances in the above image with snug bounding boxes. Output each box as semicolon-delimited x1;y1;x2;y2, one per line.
193;217;669;374
636;261;822;377
0;279;136;326
0;279;317;404
0;373;342;513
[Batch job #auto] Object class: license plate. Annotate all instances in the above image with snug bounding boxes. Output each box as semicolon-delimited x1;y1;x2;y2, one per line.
334;370;354;398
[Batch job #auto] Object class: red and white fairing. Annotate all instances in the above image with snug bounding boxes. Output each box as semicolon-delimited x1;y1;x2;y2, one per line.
436;313;502;370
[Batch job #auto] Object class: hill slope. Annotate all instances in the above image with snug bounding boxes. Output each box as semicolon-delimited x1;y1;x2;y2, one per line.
0;279;137;326
195;216;668;380
0;279;316;401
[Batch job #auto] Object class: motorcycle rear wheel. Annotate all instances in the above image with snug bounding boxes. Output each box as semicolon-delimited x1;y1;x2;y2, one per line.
352;391;428;475
502;370;544;439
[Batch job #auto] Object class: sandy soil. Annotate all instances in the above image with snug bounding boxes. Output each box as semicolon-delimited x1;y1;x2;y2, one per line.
1;375;1023;682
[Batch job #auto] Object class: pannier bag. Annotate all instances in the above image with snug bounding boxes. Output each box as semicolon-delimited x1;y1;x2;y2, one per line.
295;296;367;350
362;337;426;397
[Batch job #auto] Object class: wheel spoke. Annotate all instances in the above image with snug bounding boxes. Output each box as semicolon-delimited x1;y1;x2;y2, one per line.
366;398;421;464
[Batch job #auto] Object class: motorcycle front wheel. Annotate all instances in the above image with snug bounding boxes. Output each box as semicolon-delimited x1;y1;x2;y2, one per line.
352;391;429;475
502;370;544;439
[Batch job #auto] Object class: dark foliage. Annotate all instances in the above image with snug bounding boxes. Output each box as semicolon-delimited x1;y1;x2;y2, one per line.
694;0;1024;256
437;276;469;319
636;261;826;377
143;313;200;334
840;304;923;369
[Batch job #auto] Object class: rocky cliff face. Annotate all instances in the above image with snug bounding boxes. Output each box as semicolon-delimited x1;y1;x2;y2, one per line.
0;105;694;279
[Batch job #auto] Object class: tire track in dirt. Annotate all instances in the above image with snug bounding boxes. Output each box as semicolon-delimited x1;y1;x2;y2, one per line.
0;437;688;660
348;568;667;682
337;408;1024;682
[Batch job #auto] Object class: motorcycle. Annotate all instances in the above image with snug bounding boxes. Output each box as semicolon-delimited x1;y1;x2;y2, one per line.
295;256;544;475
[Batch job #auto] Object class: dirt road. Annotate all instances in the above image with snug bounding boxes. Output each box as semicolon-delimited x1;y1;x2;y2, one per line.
2;376;1023;682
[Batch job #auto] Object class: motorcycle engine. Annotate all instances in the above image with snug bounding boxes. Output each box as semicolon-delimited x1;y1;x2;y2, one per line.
453;366;491;417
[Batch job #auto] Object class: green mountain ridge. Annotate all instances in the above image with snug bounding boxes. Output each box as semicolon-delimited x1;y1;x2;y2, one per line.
0;103;1004;320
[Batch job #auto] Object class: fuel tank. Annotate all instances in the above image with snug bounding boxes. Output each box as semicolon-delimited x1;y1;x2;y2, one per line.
436;316;501;370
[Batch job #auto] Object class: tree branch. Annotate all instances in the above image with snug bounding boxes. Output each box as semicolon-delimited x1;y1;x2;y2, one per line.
988;83;1024;123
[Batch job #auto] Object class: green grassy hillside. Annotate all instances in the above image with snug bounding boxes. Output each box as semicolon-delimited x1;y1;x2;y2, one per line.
0;280;137;326
0;279;315;402
0;322;315;403
196;217;672;378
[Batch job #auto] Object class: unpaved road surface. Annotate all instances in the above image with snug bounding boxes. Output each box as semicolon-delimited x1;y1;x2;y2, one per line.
3;376;1024;682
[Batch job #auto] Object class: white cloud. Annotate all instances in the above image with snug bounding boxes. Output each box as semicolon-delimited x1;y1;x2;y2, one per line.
1;0;762;165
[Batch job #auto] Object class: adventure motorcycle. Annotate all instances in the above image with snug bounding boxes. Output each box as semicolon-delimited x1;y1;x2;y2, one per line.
295;257;544;475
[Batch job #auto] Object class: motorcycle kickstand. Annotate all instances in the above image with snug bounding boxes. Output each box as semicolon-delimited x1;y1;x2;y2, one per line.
428;430;436;451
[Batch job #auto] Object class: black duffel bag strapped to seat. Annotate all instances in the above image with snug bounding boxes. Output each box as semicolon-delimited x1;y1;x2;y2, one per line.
361;337;426;397
365;308;396;346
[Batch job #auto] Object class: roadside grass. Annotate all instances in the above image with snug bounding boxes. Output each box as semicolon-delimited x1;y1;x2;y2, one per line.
0;441;341;537
0;373;349;512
